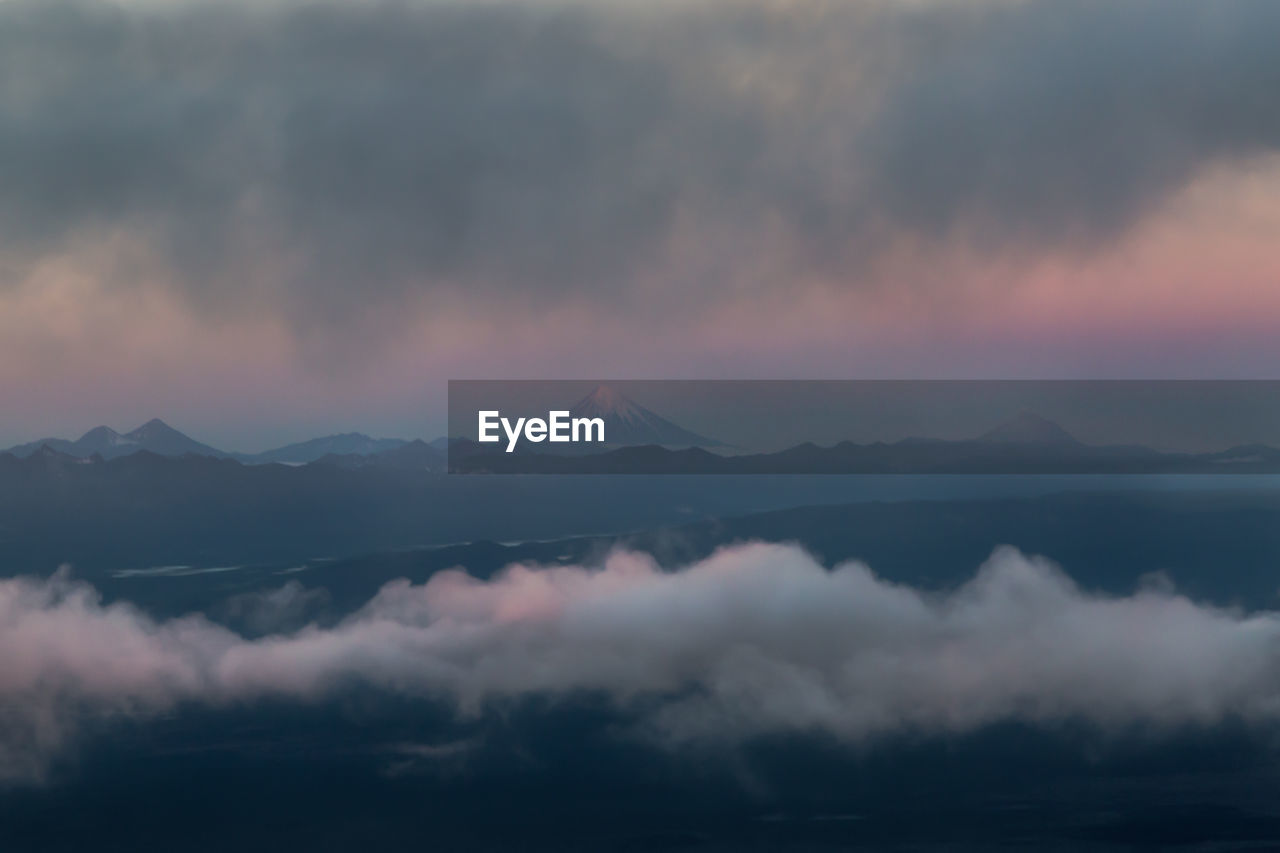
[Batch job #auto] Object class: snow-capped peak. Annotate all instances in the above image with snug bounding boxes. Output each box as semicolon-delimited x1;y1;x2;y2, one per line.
566;385;720;447
571;384;645;424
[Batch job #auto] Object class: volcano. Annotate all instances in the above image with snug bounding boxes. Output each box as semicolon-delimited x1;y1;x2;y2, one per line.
976;412;1082;446
569;385;722;448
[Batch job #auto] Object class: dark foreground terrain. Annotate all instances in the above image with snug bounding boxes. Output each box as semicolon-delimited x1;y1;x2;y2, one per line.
3;479;1280;851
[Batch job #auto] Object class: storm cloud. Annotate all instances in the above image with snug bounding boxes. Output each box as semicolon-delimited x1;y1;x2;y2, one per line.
1;0;1278;327
6;543;1280;785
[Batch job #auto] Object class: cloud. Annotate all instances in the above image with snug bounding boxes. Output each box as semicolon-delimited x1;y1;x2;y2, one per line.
3;0;1280;438
0;0;1277;332
5;543;1280;785
215;579;330;636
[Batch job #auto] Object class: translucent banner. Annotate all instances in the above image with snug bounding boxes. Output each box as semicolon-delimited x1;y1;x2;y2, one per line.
447;380;1280;474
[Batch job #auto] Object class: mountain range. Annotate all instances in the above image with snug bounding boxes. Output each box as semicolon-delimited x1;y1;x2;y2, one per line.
0;384;723;466
4;418;227;460
238;433;411;465
0;385;725;469
2;419;437;467
6;406;1280;476
452;412;1280;474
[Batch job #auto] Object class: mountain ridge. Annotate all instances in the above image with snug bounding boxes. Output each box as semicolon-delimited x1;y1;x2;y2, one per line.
4;418;226;460
235;433;409;465
2;421;423;465
451;412;1280;474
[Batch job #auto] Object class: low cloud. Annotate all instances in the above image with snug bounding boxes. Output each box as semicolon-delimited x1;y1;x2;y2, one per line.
215;580;331;637
5;544;1280;784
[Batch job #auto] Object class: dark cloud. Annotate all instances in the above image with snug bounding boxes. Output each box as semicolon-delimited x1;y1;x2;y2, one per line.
0;0;1277;326
863;0;1280;246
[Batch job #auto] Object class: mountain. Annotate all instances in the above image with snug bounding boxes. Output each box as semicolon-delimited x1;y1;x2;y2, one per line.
311;439;444;472
3;426;131;458
3;421;424;466
453;410;1280;475
72;426;141;456
122;418;228;458
568;385;722;448
3;418;227;460
0;444;103;477
977;412;1082;446
1204;443;1280;466
4;436;82;457
241;433;408;465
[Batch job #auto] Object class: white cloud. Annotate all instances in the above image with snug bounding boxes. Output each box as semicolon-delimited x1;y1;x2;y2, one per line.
4;544;1280;785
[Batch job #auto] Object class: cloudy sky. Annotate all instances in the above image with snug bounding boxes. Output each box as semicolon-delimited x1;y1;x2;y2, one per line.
2;0;1279;449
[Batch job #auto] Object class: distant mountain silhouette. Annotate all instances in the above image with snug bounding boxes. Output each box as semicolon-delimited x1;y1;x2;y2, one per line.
4;418;227;460
977;412;1082;446
311;439;445;472
4;431;110;459
452;412;1280;474
567;385;722;447
3;422;421;465
6;411;1276;475
238;433;408;465
124;418;227;457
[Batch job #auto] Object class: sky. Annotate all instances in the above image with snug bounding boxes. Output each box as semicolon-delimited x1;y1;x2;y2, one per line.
1;0;1279;451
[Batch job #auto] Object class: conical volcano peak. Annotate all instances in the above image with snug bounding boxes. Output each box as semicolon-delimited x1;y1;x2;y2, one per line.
127;418;178;439
586;383;620;406
572;384;644;420
117;419;226;458
567;385;721;448
977;412;1080;446
584;384;627;407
